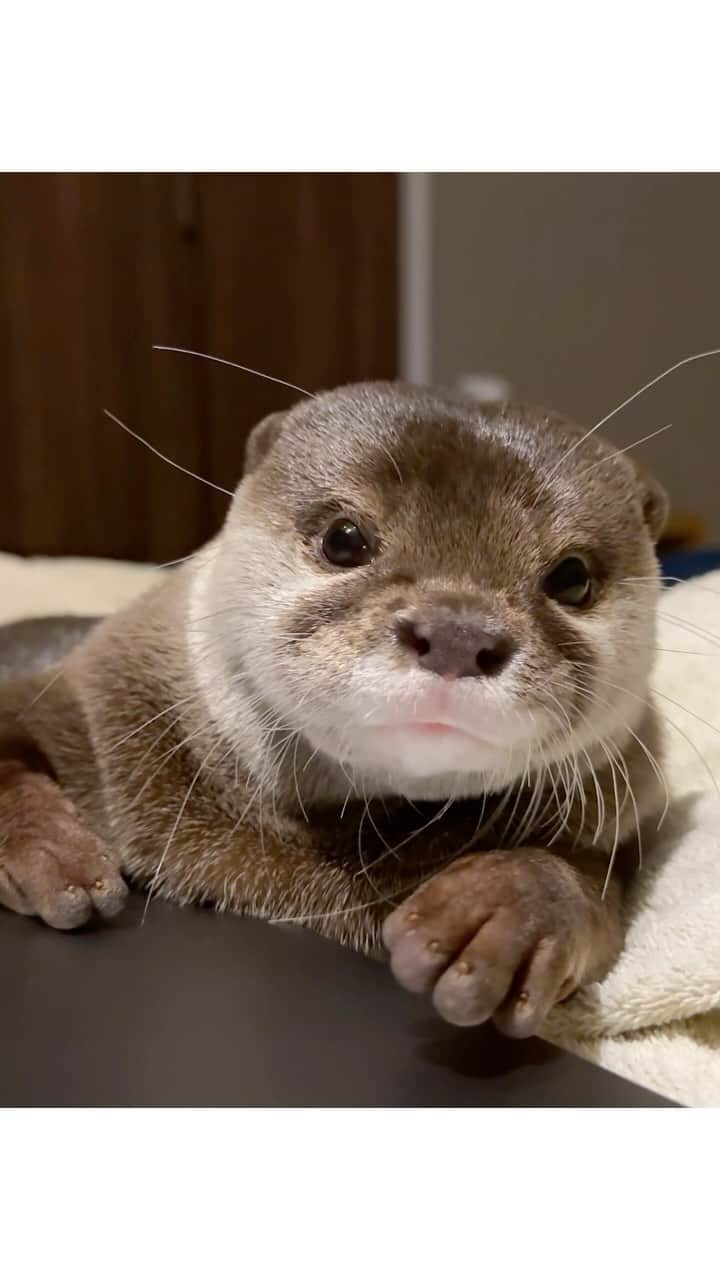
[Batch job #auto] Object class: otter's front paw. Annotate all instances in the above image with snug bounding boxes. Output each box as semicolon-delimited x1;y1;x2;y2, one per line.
0;768;127;929
383;851;602;1037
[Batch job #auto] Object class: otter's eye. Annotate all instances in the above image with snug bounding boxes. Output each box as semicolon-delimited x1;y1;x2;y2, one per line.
543;556;592;607
321;518;374;568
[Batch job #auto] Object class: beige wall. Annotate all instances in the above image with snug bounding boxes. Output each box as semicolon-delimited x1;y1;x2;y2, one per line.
430;174;720;538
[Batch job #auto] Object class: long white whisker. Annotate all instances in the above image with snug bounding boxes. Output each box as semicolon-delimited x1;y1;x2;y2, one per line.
291;734;309;823
142;739;229;923
572;675;670;832
152;344;316;399
579;668;720;801
624;575;720;601
606;738;642;872
24;667;64;709
109;693;199;752
597;740;621;899
593;349;720;435
573;422;672;480
358;793;456;878
104;409;233;497
537;348;720;496
658;611;720;650
580;746;606;845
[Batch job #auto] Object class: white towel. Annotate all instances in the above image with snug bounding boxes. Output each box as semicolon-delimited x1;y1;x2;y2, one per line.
545;572;720;1105
2;551;720;1105
0;552;165;623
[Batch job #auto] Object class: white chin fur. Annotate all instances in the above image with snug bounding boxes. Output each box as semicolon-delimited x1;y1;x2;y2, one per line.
301;660;551;791
300;718;537;798
339;725;507;779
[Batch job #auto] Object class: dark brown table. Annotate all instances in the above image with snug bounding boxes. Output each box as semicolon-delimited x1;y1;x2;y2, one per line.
0;894;674;1106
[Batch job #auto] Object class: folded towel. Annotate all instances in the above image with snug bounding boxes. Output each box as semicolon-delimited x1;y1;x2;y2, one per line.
545;792;720;1105
0;552;165;623
2;552;719;1105
545;571;720;1105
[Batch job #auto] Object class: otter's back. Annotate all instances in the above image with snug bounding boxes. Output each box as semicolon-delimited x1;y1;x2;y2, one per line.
0;617;100;682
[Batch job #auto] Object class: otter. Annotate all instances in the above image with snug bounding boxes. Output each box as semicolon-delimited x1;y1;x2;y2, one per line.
0;382;668;1038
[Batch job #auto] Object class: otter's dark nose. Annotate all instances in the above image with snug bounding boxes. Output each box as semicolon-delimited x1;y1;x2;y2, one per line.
396;610;515;679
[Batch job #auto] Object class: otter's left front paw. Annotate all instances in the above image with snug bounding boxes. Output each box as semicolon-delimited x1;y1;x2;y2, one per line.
0;767;127;929
382;851;601;1037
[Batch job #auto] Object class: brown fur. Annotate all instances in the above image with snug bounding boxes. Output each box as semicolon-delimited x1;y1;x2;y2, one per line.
0;382;668;1036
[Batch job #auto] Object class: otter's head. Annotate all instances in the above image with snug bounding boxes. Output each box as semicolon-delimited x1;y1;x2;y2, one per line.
201;382;667;800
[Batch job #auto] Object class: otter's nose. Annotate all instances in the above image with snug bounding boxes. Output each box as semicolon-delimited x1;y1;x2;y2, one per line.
396;610;515;679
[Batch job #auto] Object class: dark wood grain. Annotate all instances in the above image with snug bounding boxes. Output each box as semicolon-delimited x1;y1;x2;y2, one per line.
0;174;397;561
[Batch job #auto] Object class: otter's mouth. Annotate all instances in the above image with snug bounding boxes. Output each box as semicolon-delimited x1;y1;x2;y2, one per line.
403;721;476;736
363;719;491;746
356;682;519;749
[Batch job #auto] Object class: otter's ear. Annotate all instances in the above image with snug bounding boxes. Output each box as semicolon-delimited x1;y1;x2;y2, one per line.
636;465;670;543
244;411;285;474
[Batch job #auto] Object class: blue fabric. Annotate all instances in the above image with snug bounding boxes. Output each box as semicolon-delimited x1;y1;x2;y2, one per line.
659;548;720;583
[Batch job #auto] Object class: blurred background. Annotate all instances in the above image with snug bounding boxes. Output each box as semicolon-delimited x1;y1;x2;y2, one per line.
1;172;719;564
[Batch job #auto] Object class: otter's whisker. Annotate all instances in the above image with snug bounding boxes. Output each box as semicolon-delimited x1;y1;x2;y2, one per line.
103;409;233;498
152;343;316;399
302;746;321;773
142;738;231;923
109;692;199;753
573;422;672;481
584;670;720;801
596;739;622;898
559;639;715;657
625;576;720;598
515;758;549;846
572;675;670;831
580;747;606;845
357;791;455;879
155;552;197;570
607;738;642;871
536;347;720;497
657;612;720;650
500;743;532;843
376;439;404;485
339;783;354;821
291;735;309;822
24;667;64;709
131;721;212;806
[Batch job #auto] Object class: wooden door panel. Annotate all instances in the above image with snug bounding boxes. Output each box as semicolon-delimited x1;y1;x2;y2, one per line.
0;173;397;561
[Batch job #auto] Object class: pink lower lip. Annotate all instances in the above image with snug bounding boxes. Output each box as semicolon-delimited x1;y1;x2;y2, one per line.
410;722;459;735
389;721;477;741
367;720;490;747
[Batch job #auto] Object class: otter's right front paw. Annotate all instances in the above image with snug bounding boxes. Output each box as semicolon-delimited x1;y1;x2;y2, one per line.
0;767;127;929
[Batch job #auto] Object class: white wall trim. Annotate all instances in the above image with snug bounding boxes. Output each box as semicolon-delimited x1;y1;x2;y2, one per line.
398;172;433;384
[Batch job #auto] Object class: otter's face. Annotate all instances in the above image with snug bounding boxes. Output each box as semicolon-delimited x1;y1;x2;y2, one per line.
206;383;667;799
